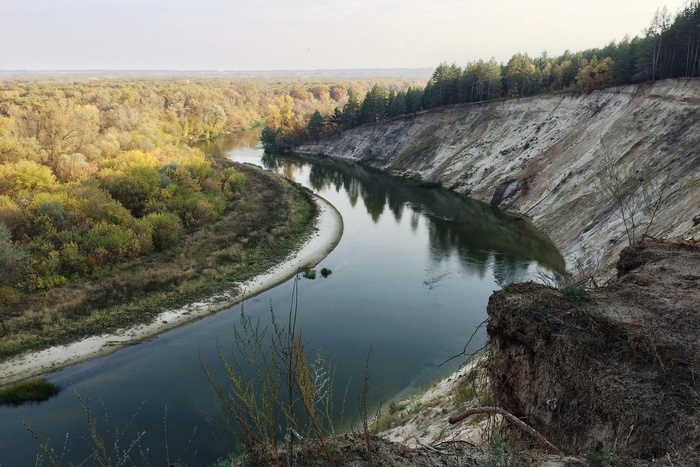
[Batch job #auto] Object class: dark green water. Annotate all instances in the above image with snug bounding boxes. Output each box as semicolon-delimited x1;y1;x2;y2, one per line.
0;130;563;466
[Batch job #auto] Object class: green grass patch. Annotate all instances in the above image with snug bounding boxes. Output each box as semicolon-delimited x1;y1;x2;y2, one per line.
587;450;625;467
303;269;317;279
561;285;590;304
0;378;60;406
454;381;478;405
396;137;437;164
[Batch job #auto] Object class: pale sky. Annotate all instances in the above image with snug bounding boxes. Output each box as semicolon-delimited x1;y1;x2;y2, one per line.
0;0;689;71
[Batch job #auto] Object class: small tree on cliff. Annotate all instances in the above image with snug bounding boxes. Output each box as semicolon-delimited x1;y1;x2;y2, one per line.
596;156;675;247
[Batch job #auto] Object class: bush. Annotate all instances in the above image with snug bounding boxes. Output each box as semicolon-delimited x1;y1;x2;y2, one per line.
81;222;142;269
29;248;69;290
101;165;160;217
141;212;184;251
0;224;28;287
0;160;55;196
0;195;24;234
203;298;342;465
59;241;90;276
303;268;317;279
35;200;72;230
76;186;134;226
587;450;625;467
222;167;247;193
561;285;589;304
0;285;21;309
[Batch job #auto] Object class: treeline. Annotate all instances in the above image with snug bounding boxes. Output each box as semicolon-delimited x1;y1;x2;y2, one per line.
424;2;700;105
262;83;425;150
272;2;700;147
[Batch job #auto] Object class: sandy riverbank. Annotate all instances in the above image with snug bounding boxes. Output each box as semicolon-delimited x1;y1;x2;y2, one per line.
0;195;344;386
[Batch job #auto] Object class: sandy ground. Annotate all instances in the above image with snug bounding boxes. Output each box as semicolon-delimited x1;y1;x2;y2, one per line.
378;356;493;448
0;195;344;385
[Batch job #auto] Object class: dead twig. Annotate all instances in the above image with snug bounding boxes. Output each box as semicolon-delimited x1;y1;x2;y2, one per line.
448;406;563;455
414;438;446;454
439;318;488;367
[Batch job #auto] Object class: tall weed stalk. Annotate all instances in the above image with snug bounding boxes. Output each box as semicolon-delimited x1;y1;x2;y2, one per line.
202;274;344;466
20;388;148;467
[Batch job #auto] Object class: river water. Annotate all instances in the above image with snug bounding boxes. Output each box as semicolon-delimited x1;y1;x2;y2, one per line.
0;130;564;466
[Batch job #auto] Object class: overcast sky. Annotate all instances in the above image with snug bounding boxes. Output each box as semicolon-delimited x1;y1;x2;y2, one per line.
0;0;688;71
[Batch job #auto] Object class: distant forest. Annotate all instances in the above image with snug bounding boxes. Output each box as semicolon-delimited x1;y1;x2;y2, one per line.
262;1;700;150
0;76;421;304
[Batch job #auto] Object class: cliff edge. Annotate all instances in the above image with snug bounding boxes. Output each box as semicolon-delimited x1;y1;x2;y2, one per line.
487;238;700;461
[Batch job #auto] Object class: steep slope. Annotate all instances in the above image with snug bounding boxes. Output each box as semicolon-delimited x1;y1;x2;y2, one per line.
297;79;700;273
487;239;700;461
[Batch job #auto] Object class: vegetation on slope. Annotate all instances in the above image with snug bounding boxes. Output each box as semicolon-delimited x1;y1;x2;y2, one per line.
487;239;700;463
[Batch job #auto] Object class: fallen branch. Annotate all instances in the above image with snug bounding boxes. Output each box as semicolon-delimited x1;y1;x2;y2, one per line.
448;406;563;455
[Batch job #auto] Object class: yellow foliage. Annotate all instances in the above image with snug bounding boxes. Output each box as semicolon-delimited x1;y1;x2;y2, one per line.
0;160;56;196
0;116;12;137
0;195;24;231
577;56;615;93
55;153;95;182
28;191;78;213
113;150;160;170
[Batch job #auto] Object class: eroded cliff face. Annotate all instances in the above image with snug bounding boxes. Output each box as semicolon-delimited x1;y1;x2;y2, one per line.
486;239;700;460
297;79;700;273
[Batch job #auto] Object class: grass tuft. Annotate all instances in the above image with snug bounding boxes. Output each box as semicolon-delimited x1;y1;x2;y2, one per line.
587;450;625;467
0;378;60;406
303;268;317;279
561;285;589;304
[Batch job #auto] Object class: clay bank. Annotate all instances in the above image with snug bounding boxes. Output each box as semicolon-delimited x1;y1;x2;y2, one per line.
297;79;700;274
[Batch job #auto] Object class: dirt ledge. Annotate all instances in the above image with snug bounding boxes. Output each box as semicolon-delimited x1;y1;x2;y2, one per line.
487;238;700;463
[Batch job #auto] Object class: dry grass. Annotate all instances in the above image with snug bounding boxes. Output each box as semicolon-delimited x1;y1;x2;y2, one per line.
0;163;316;361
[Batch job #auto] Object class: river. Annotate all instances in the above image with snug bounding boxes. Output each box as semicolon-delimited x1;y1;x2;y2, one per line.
0;129;564;466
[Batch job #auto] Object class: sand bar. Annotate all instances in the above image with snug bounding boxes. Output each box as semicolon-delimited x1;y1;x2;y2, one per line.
0;195;343;385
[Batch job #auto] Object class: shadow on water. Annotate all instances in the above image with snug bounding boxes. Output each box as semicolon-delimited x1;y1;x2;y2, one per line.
262;152;565;283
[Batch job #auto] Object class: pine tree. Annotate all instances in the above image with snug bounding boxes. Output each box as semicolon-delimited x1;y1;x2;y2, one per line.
307;110;325;141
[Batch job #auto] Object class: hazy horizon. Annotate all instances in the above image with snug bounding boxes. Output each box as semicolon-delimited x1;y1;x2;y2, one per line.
1;0;689;72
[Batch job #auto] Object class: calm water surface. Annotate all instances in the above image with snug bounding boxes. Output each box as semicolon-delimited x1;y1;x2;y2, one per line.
1;130;564;465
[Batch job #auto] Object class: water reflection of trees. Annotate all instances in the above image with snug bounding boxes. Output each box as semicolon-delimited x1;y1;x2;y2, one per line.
266;153;565;276
199;128;263;158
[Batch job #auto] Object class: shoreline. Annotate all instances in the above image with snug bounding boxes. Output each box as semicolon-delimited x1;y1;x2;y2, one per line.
0;194;344;386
